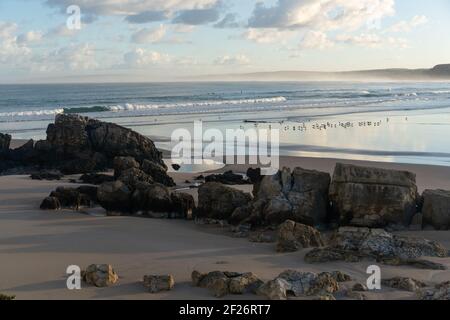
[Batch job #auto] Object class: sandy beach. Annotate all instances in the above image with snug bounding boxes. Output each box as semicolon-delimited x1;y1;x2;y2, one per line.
1;155;449;300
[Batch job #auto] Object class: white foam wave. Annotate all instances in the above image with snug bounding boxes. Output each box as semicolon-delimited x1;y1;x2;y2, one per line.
0;108;64;118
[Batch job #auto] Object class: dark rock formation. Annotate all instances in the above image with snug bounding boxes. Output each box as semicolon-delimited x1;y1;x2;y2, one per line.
382;277;426;292
242;167;331;227
31;170;63;181
171;192;195;219
79;173;115;185
330;163;418;227
40;197;61;210
141;159;175;187
196;182;252;220
422;189;450;230
205;170;249;185
113;156;140;178
97;181;132;213
0;133;11;151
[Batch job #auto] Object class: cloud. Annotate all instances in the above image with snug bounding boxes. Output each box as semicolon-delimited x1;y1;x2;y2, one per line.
125;11;168;24
214;54;250;65
214;13;240;28
336;33;408;48
300;31;334;49
46;25;78;38
172;5;221;25
388;15;428;33
46;43;98;70
17;31;43;45
248;0;395;31
131;25;167;43
0;22;32;65
44;0;220;24
242;28;296;44
124;48;170;67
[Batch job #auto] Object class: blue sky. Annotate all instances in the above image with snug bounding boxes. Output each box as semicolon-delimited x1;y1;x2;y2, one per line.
0;0;449;83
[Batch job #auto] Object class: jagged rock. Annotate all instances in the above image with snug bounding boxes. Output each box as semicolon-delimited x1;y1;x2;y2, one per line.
346;290;368;300
171;192;195;219
196;182;252;220
205;171;249;185
172;164;181;171
305;247;366;263
331;271;352;282
329;227;447;260
118;168;154;188
40;197;61;210
422;189;450;230
230;205;252;225
141;159;175;187
377;257;447;270
330;163;418;227
382;277;426;292
130;182;172;214
277;220;325;252
82;264;119;287
76;186;99;203
419;282;450;300
305;227;447;264
352;283;368;292
97;181;132;213
30;170;63;181
79;173;115;185
246;167;331;227
191;270;263;297
143;275;175;293
10;139;35;162
247;168;262;196
0;133;11;151
49;186;91;209
113;156;140;178
0;293;15;301
257;278;289;300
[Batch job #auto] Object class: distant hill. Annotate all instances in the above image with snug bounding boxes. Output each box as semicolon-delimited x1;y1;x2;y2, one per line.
196;64;450;81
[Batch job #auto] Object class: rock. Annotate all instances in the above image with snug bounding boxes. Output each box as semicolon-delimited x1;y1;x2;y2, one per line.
10;139;35;162
131;183;172;214
50;186;91;209
247;168;262;196
257;278;289;300
308;272;340;296
0;293;15;301
305;227;447;264
171;164;181;171
246;167;331;227
305;247;366;263
171;192;195;219
419;282;450;300
422;189;450;230
249;229;276;243
141;159;175;187
118;168;154;189
409;213;423;230
196;182;252;220
377;257;447;270
277;220;325;252
352;283;368;292
30;170;63;181
192;270;263;298
0;133;11;151
229;205;252;225
76;186;99;203
97;181;132;213
346;290;367;300
82;264;119;287
329;227;447;260
40;197;61;210
382;277;426;292
330;163;418;227
113;156;140;178
143;275;175;293
205;171;249;185
315;294;336;300
331;271;352;282
275;270;339;297
79;173;115;185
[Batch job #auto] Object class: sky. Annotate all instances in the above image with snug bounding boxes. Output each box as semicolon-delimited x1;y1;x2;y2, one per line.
0;0;449;83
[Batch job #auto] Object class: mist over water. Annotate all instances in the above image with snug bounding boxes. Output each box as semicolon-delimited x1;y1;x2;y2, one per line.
0;81;450;166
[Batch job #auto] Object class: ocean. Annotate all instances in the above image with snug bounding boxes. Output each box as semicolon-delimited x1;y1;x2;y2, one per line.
1;81;450;166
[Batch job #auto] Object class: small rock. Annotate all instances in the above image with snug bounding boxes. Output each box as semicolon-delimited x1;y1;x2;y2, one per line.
352;283;368;292
172;164;181;171
256;278;289;300
331;271;352;282
418;281;450;300
143;275;175;293
82;264;119;287
277;220;325;252
346;289;367;300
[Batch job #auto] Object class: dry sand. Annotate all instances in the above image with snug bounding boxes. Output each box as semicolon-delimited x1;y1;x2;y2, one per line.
0;156;449;300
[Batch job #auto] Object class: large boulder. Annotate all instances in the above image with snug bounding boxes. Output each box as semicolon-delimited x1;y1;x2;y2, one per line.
143;275;175;293
49;186;91;209
171;192;195;219
141;159;175;187
330;163;418;227
196;182;252;220
277;220;325;252
422;189;450;230
118;168;154;189
97;181;132;213
245;167;331;226
130;182;173;214
0;133;11;151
